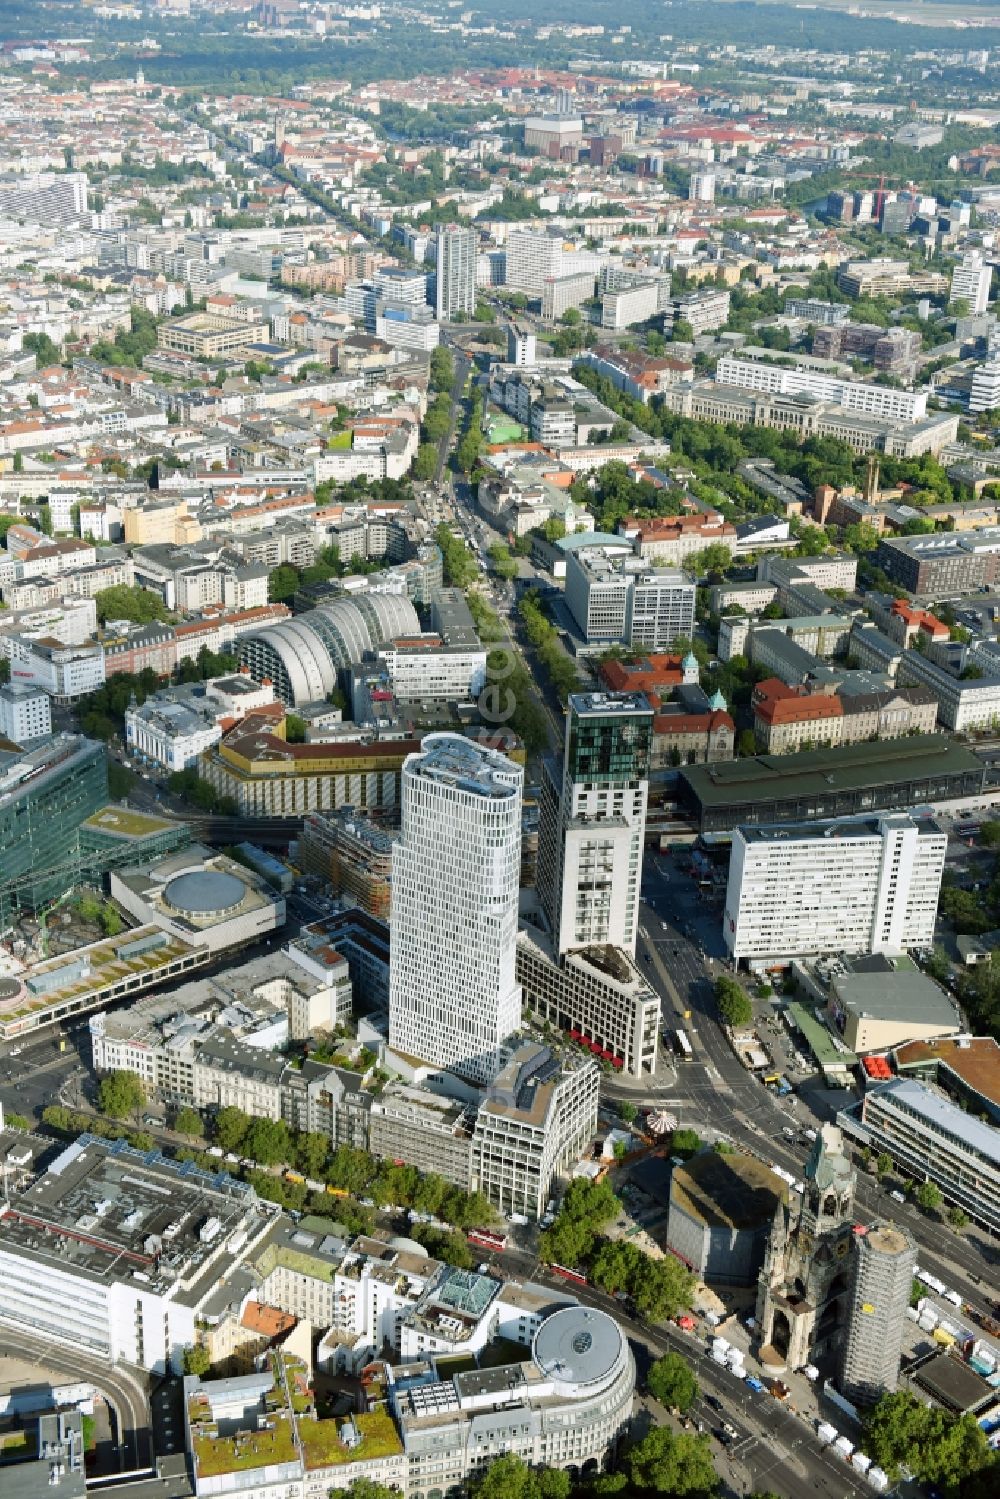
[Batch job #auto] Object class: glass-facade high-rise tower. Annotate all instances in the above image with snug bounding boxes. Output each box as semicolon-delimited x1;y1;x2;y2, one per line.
0;735;108;926
388;733;523;1083
537;692;653;957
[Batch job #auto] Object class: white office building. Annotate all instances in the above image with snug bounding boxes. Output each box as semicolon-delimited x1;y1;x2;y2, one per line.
0;680;51;742
434;224;477;321
537;692;653;959
565;543;696;650
507;326;536;366
724;814;947;965
542;271;597;321
8;635;105;702
689;171;716;203
950;252;992;315
970;359;1000;415
389;733;523;1083
375;637;487;703
506;232;605;297
0;1136;274;1374
472;1041;600;1220
506;230;565;294
601;280;659;331
716;356;928;424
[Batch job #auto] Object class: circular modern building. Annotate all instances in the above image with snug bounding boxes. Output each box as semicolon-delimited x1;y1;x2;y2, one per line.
163;869;249;920
237;592;420;706
532;1305;630;1401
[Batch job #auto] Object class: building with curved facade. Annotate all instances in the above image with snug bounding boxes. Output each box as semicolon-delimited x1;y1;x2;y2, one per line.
389;733;524;1084
396;1302;635;1493
236;592;421;705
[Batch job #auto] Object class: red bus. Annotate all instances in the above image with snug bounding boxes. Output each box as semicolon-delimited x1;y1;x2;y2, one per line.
548;1262;588;1287
468;1228;509;1253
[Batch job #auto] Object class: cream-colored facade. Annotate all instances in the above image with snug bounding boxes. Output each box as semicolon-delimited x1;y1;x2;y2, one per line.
123;500;202;546
157;312;268;358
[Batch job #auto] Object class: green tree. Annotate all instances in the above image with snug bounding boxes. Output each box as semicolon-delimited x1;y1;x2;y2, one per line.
917;1179;943;1214
489;542;518;580
691;542;732;576
561;306;581;327
948;1206;970;1231
97;1070;146;1120
671;318;695;343
470;1453;570;1499
622;1426;718;1496
714;976;753;1028
410;1224;474;1268
23;330;62;366
865;1391;993;1487
243;1117;292;1167
429;345;455;393
619;1100;638;1124
980;819;1000;848
875;1152;893;1178
94;585;169;626
285;713;307;743
590;1239;635;1295
648;1352;699;1413
214;1105;250;1153
540;1175;619;1267
413;442;438;481
633;1255;696;1322
183;1345;212;1377
736;728;757;758
268;564;300;603
295;1131;329;1179
174;1107;204;1138
843;521;881;553
671;1128;701;1159
5;1112;30;1130
343;1480;405;1499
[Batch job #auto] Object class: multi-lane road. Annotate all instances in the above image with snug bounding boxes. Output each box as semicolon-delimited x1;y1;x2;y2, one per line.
468;1244;876;1499
624;854;997;1320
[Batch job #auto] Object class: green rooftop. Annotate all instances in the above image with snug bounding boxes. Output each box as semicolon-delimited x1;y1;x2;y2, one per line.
299;1408;402;1470
256;1242;336;1284
787;1002;856;1073
486;417;527;444
193;1414;297;1477
82;804;175;838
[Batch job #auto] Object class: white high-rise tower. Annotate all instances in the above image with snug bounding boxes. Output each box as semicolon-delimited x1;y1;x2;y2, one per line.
389;733;524;1083
434;223;477;321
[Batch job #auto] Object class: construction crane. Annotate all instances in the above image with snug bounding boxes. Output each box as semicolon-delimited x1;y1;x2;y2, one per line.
837;172;972;220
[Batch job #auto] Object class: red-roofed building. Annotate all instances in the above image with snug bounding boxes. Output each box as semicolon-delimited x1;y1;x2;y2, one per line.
752;678;843;754
618;511;737;567
887;599;950;649
598;652;699;695
650;703;735;768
